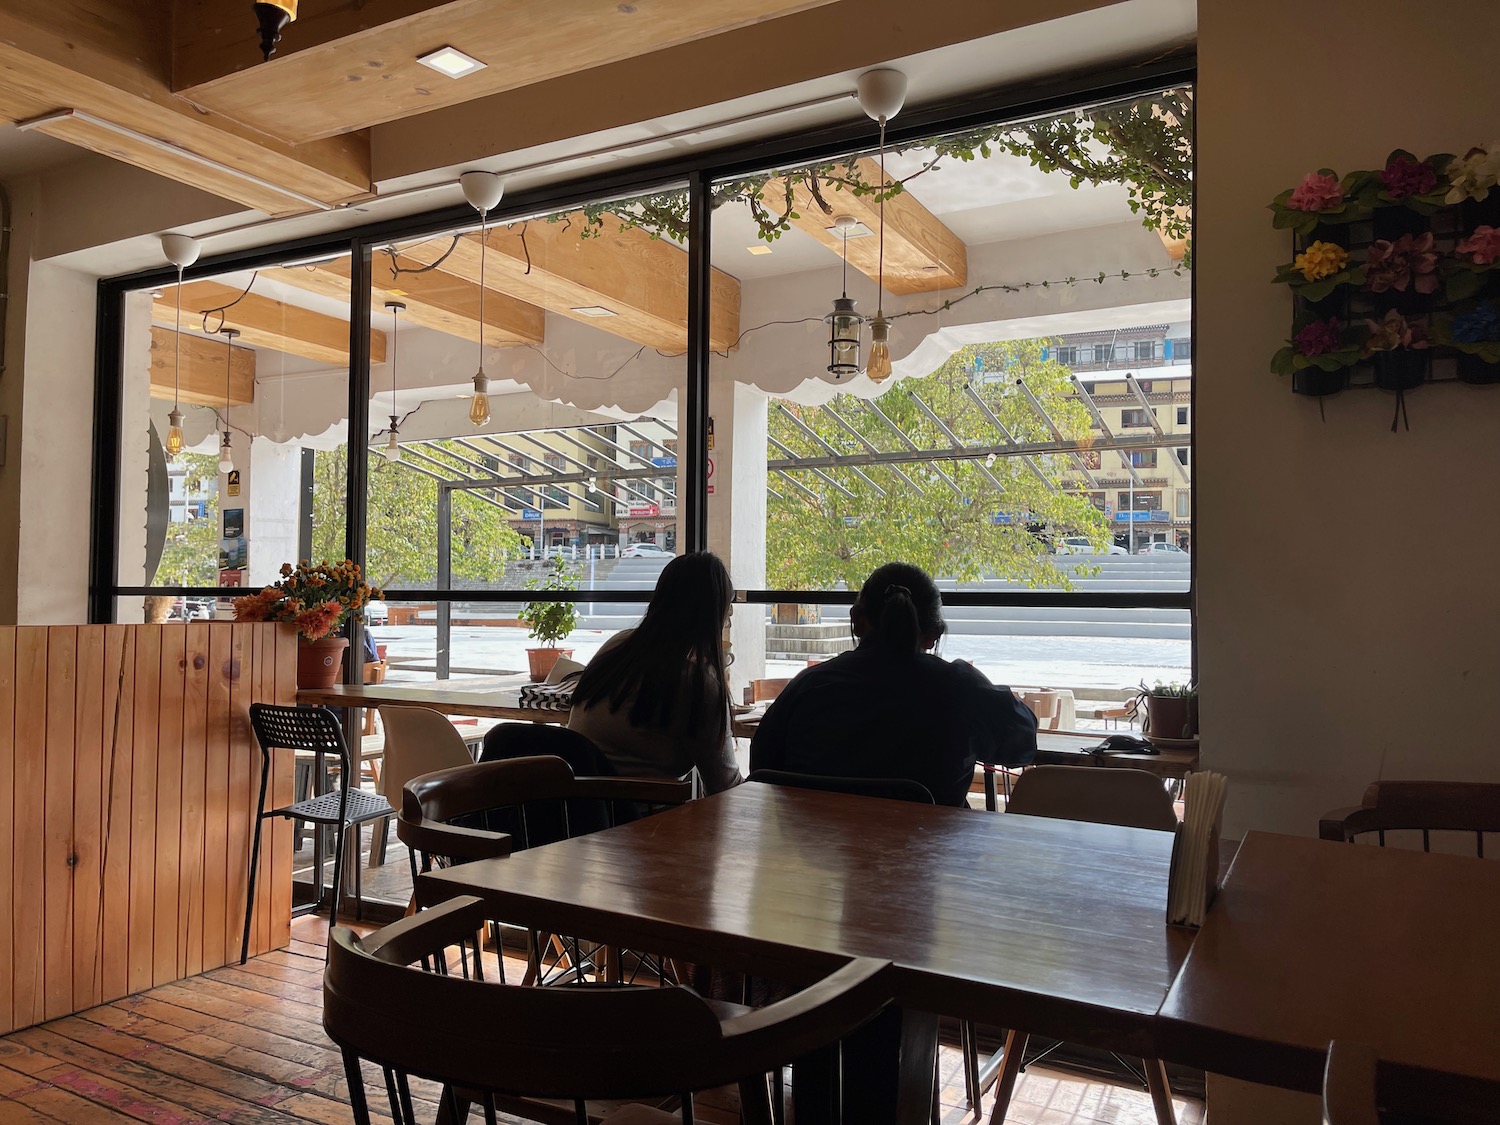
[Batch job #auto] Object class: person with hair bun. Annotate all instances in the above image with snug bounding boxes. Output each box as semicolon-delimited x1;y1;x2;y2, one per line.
750;560;1036;806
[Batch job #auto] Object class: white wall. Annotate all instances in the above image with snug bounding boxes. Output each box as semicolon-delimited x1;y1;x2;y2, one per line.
1198;0;1500;839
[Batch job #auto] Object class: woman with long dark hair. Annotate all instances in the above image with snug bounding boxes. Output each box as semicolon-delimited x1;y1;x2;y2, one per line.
749;560;1036;806
569;551;741;792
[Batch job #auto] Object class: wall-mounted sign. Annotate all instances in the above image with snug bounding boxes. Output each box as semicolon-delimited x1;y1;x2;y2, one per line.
650;456;677;468
227;469;241;497
629;504;660;518
521;508;541;520
707;417;715;450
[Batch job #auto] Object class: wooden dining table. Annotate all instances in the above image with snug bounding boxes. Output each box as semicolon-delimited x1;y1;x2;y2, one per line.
423;778;1189;1121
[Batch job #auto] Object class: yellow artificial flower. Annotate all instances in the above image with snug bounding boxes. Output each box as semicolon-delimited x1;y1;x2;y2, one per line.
1294;241;1349;282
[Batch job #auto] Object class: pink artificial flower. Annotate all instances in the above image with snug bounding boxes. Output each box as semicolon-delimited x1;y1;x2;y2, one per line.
1364;232;1440;294
1294;318;1344;356
1379;154;1437;199
1457;225;1500;265
1287;172;1344;212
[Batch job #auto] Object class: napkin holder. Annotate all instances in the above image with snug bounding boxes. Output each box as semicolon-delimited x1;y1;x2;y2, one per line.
1165;821;1221;930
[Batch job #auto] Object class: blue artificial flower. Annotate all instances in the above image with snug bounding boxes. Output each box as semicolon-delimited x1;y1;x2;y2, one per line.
1453;301;1500;344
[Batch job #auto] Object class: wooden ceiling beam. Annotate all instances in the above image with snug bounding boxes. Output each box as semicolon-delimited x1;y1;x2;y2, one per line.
265;256;545;348
780;157;967;295
0;2;370;215
398;215;740;353
151;282;387;367
172;0;840;145
149;327;255;406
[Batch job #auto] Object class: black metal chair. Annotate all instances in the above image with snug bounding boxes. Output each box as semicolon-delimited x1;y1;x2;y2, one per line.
241;704;392;964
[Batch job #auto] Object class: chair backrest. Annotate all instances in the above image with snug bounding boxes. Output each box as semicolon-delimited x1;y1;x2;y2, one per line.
751;677;793;703
1318;781;1500;855
1006;765;1178;831
1323;1041;1379;1125
479;722;613;775
1322;1040;1500;1125
1021;690;1062;731
397;756;692;888
324;896;894;1119
249;704;350;774
748;769;935;805
376;706;474;800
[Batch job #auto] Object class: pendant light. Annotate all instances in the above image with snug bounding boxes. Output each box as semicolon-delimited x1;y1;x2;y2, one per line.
254;0;298;61
383;300;405;462
460;171;504;427
218;328;238;474
160;233;202;459
857;69;908;385
825;215;865;378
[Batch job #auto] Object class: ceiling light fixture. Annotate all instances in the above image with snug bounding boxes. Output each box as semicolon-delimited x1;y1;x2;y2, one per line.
461;171;504;427
416;45;487;78
746;245;773;256
254;0;298;61
569;305;618;318
160;233;202;459
383;301;405;463
219;328;239;474
825;215;864;379
857;68;907;386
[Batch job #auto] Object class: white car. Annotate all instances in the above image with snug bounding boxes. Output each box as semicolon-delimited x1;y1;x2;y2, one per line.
621;543;672;558
364;600;390;625
1055;537;1128;556
1135;542;1187;556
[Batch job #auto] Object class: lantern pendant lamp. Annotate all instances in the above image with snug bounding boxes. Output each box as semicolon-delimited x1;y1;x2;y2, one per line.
460;171;505;427
383;301;405;462
160;233;202;459
254;0;298;61
825;215;865;378
856;68;908;386
218;328;239;475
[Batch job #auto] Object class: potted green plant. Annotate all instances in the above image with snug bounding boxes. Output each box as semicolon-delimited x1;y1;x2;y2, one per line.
518;559;579;682
1132;680;1198;743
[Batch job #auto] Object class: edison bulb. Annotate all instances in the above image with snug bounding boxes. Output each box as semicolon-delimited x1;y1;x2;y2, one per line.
218;435;234;474
383;430;402;462
165;408;185;458
867;316;893;384
468;371;491;427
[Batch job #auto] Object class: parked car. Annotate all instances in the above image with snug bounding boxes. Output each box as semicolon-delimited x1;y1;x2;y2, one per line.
1135;542;1187;555
364;600;390;626
1054;537;1127;556
174;597;214;621
621;542;673;558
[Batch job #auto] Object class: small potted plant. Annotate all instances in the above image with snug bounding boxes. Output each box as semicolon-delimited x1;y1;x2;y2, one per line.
518;559;579;682
1131;680;1198;743
1268;169;1372;237
1362;309;1431;390
1445;142;1500;227
1445;225;1500;301
232;559;382;689
1435;300;1500;384
1367;149;1453;238
1272;238;1365;315
1271;316;1362;396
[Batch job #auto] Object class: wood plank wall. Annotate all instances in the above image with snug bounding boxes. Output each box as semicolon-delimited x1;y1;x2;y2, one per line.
0;623;297;1035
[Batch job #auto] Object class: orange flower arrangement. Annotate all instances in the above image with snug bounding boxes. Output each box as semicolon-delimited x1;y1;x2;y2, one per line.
233;560;381;641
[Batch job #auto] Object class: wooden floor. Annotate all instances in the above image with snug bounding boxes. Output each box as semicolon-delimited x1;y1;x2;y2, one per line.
0;917;1205;1125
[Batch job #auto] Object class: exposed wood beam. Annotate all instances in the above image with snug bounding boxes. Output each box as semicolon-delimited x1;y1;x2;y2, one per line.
0;2;370;215
266;256;545;348
151;282;386;367
173;0;841;145
149;327;255;406
779;157;966;294
399;215;741;353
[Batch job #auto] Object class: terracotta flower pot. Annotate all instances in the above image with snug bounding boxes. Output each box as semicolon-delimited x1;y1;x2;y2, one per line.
297;636;349;690
526;647;574;683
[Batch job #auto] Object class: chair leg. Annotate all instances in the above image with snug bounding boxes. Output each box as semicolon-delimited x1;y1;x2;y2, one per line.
240;813;265;965
1143;1058;1176;1125
351;825;364;921
328;821;347;927
987;1031;1029;1125
370;814;390;869
960;1021;980;1108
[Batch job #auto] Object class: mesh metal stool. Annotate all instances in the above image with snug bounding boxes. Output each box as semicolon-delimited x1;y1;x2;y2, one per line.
242;704;392;963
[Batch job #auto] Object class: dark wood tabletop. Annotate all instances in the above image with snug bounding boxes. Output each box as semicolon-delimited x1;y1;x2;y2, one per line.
1157;831;1500;1101
423;780;1189;1056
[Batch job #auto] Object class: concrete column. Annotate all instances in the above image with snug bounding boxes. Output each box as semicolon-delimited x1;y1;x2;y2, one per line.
707;377;768;699
247;439;304;588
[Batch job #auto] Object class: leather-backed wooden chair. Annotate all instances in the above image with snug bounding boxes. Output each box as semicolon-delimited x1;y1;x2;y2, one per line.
1319;781;1500;855
324;895;895;1125
976;767;1179;1125
1322;1040;1500;1125
747;769;934;805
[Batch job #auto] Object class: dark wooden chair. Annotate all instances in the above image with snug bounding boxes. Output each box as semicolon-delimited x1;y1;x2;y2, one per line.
977;766;1179;1125
747;769;935;805
324;895;895;1125
1322;1040;1500;1125
242;704;392;964
1318;781;1500;854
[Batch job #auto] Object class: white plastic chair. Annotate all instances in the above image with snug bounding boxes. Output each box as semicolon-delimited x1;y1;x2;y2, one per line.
369;706;476;873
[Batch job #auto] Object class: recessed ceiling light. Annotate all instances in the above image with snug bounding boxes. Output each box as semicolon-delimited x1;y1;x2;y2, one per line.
570;305;617;317
746;245;773;256
417;46;487;78
826;220;874;238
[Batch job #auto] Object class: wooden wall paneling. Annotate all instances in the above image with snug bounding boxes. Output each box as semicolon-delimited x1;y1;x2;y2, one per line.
223;625;251;965
155;627;187;984
43;628;77;1022
11;628;48;1030
99;627;135;1005
0;628;15;1033
176;624;207;979
201;625;233;970
270;627;297;948
70;626;106;1012
127;625;161;995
